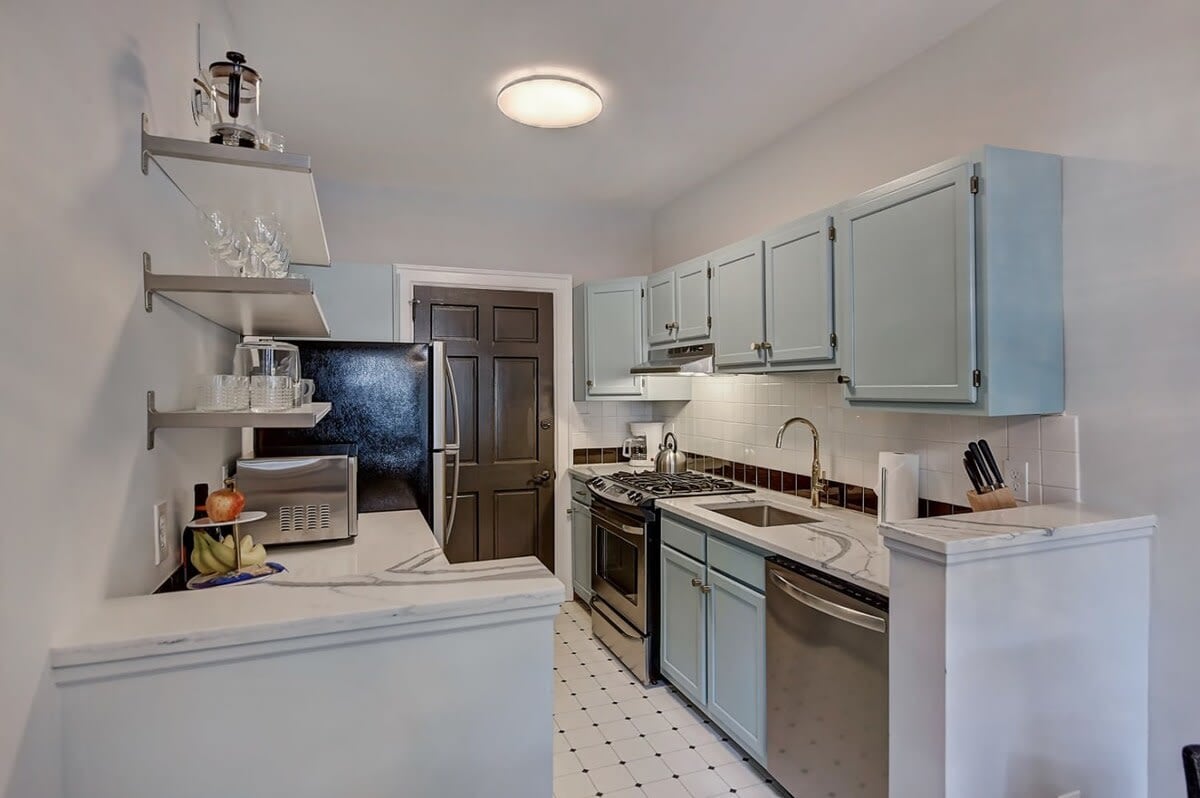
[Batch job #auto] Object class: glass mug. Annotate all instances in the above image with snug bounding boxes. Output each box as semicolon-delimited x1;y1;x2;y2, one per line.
294;378;315;407
196;375;250;411
250;376;315;412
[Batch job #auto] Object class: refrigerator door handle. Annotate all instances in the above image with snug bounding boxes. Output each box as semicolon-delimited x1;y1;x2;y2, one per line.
443;349;462;545
431;341;447;450
432;450;447;546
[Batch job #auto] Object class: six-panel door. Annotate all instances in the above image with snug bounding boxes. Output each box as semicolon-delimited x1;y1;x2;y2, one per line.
585;278;646;397
570;501;592;602
706;568;767;761
764;214;835;366
674;257;711;343
837;161;978;403
646;269;678;347
711;239;766;368
660;545;708;705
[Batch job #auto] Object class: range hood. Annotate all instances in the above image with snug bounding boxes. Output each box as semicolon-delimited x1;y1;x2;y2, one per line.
631;343;714;375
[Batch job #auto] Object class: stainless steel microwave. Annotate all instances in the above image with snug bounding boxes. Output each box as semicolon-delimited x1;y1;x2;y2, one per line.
235;446;357;545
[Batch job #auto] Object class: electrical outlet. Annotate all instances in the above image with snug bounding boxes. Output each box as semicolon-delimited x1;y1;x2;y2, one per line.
152;501;170;565
1005;459;1030;502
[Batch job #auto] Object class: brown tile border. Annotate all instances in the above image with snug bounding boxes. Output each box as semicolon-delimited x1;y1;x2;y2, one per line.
570;448;971;519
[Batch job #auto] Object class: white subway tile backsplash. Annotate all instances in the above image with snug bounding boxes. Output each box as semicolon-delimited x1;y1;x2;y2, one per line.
1039;414;1078;452
1042;485;1080;504
1041;449;1080;490
574;376;1081;508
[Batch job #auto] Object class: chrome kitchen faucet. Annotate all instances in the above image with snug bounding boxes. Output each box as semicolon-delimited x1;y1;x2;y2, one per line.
775;417;827;509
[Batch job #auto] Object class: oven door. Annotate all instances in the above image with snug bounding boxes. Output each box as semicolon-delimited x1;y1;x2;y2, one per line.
591;500;649;633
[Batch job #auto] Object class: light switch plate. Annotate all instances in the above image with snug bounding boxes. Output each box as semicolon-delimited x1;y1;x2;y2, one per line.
152;501;170;565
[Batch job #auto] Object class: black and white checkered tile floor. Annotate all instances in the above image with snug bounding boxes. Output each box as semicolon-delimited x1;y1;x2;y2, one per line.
553;600;789;798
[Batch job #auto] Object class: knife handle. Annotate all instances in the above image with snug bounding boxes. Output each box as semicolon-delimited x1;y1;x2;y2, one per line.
967;442;990;487
963;455;988;494
978;439;1005;488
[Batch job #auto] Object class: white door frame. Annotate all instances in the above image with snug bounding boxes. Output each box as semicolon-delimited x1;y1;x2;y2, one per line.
394;264;573;589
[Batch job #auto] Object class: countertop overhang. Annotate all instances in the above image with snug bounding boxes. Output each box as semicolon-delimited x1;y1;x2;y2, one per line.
51;511;565;677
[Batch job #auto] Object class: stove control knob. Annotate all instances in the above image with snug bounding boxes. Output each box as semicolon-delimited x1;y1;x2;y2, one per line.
630;492;642;504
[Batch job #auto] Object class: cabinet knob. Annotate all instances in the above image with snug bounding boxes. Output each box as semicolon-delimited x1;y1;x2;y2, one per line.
566;508;574;515
665;323;673;331
750;342;761;351
700;584;713;594
761;341;772;350
691;577;703;588
837;374;851;385
586;379;594;388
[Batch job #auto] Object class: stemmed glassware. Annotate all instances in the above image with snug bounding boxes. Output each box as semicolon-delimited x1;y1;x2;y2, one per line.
203;211;291;278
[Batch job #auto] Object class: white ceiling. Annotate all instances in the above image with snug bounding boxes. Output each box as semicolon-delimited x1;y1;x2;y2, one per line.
229;0;1003;210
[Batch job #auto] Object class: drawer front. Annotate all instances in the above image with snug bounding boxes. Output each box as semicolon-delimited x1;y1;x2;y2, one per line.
708;535;766;592
569;476;593;507
661;513;706;561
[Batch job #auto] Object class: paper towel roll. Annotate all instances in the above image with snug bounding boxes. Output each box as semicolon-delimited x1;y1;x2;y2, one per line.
876;452;920;523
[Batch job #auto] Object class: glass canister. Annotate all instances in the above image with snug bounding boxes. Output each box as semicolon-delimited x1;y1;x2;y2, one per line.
235;339;302;412
204;51;262;148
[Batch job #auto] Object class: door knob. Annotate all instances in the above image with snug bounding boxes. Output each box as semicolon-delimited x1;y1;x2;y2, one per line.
531;469;553;486
539;418;553;430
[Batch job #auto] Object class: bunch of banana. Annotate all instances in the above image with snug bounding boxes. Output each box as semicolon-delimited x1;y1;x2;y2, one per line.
190;530;269;575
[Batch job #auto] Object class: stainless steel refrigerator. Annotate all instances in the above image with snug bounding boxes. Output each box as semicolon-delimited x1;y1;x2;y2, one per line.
254;340;460;545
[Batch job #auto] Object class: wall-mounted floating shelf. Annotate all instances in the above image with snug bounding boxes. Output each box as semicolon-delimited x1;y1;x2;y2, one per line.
146;391;331;450
140;114;331;266
142;254;331;338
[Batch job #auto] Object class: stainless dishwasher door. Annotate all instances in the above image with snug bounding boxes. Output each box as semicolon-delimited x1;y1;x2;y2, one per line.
765;559;888;798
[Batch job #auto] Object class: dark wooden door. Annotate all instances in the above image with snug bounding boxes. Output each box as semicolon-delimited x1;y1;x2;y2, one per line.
413;286;555;568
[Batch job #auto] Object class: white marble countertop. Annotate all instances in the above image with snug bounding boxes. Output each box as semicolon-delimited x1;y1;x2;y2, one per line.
880;502;1157;556
657;489;889;595
51;511;565;672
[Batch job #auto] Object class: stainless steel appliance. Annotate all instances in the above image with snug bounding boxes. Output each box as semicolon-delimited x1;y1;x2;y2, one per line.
254;341;460;546
236;445;357;545
587;470;754;684
630;343;715;375
766;556;889;798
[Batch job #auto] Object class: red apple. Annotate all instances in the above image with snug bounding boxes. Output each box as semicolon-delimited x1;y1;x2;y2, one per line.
206;486;245;523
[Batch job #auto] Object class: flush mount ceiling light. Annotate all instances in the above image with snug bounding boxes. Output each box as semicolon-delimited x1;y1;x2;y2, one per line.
496;75;603;128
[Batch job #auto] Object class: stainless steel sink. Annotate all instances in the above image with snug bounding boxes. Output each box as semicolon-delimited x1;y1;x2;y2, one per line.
700;502;821;527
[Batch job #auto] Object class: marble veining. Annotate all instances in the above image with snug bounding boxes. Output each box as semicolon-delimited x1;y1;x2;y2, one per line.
656;490;889;595
51;511;565;672
880;502;1157;556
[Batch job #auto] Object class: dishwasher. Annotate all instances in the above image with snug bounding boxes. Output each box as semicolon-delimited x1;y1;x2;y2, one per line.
765;556;889;798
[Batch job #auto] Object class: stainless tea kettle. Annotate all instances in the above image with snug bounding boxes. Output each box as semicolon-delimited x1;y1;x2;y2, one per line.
655;432;688;474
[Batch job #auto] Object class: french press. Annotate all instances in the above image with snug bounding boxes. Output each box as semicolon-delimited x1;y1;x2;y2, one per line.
192;51;262;148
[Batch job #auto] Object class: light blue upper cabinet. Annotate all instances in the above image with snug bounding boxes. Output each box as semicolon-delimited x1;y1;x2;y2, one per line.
674;257;711;343
836;146;1063;415
660;545;708;706
706;567;767;763
646;268;678;347
574;278;646;398
290;262;396;341
711;239;766;368
763;212;835;366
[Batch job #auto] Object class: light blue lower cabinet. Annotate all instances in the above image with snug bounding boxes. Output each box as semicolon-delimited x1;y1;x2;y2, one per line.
706;568;767;763
658;517;768;765
571;501;592;602
660;545;708;705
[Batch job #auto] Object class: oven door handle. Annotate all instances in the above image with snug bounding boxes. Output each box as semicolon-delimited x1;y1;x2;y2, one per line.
590;598;644;642
590;505;645;537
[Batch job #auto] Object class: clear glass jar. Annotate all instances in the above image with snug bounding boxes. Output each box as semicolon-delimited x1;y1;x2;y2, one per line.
233;339;300;382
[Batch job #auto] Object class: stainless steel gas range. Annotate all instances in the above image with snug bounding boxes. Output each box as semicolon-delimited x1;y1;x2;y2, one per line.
586;471;753;684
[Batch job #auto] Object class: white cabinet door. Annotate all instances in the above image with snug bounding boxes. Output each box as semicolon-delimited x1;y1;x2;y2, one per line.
764;213;835;365
585;278;646;397
838;162;977;403
710;239;766;369
646;269;678;347
675;257;711;343
290;262;395;341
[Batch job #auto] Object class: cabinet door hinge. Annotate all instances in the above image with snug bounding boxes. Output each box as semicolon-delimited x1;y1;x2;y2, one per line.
972;369;982;387
828;225;837;242
830;332;838;348
707;266;712;279
970;175;980;194
640;288;645;298
707;315;712;328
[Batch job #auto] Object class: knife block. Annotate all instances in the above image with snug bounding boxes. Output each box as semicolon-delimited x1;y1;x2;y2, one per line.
966;487;1019;512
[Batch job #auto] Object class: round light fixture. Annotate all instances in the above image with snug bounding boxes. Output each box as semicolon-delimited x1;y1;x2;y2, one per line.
496;75;603;129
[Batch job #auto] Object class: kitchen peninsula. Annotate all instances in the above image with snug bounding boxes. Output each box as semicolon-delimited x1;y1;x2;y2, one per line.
51;513;564;798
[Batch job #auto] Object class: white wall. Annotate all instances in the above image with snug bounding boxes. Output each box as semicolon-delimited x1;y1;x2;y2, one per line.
316;178;652;283
651;0;1200;792
0;3;241;797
